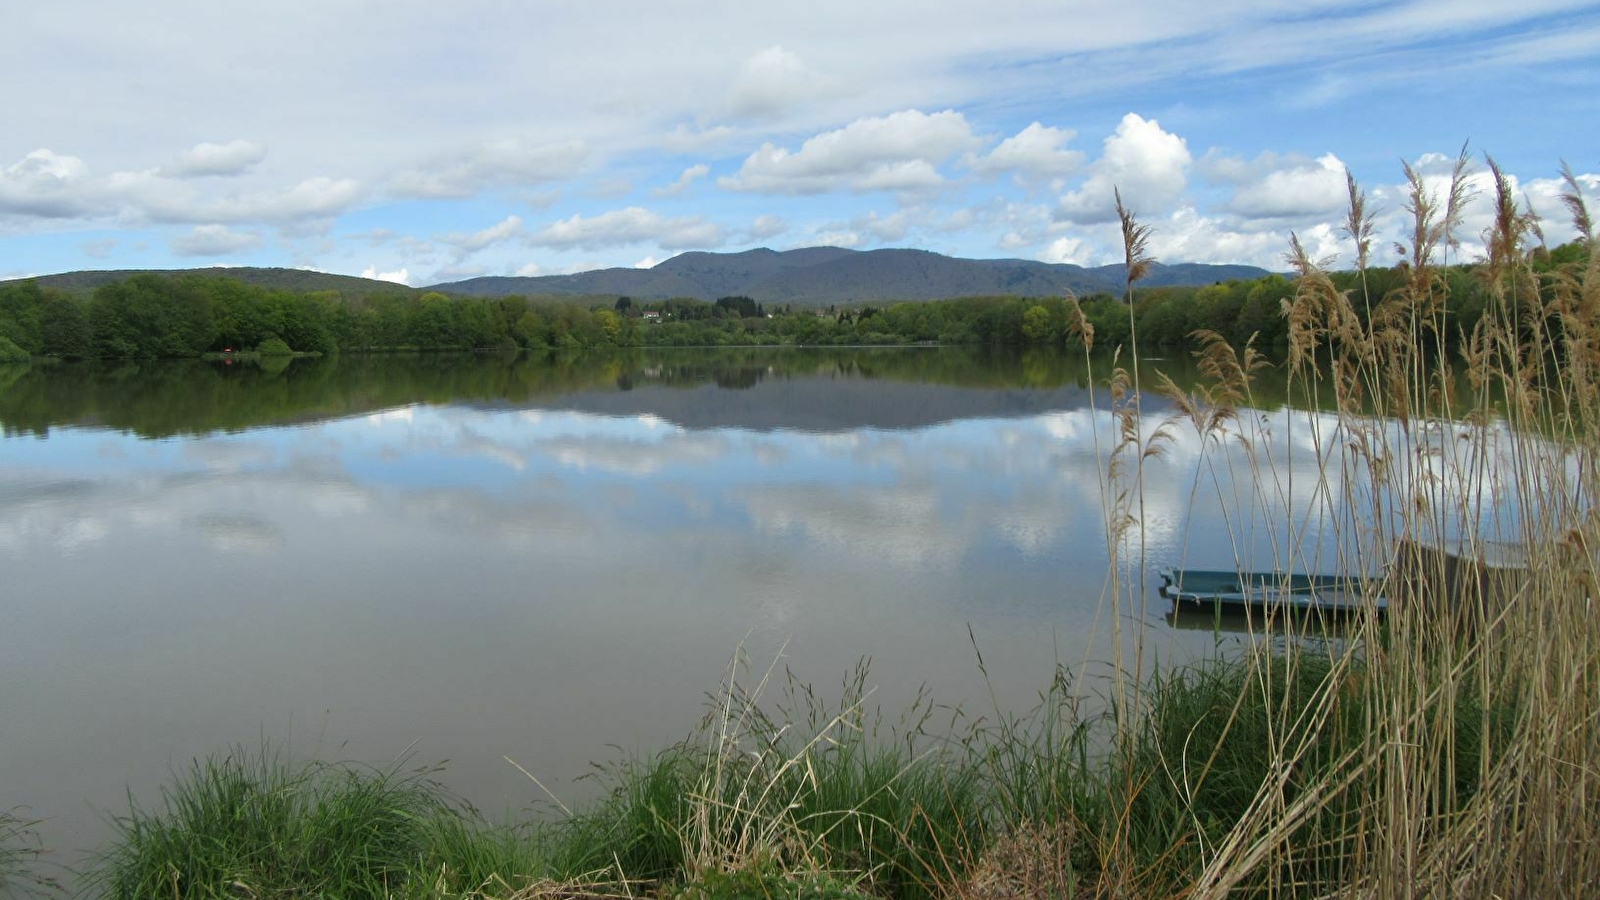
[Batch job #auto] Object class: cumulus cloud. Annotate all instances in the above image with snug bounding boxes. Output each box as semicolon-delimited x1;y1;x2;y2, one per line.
1356;156;1596;265
437;215;524;253
1205;151;1350;219
530;206;724;251
361;265;411;285
1057;113;1191;224
390;140;589;199
1;150;358;227
1146;206;1341;268
1039;236;1093;265
1521;170;1600;245
170;224;262;257
727;46;833;120
720;109;981;194
167;140;267;178
969;123;1086;181
0;149;95;218
652;164;710;197
106;172;364;226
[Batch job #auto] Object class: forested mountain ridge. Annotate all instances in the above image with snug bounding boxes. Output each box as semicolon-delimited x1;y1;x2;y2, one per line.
24;267;415;296
9;249;1269;306
433;247;1270;302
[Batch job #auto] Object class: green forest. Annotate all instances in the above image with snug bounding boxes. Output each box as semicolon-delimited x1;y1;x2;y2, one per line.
0;240;1586;362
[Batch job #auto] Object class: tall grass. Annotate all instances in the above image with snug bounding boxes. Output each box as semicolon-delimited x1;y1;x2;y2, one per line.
2;807;60;897
78;155;1598;898
1067;154;1599;898
86;748;461;899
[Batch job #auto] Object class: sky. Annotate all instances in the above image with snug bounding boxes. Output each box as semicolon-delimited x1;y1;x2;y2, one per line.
1;0;1597;287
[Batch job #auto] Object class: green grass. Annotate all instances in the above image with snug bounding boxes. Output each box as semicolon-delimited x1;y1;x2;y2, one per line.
2;808;59;897
86;748;458;900
83;646;1504;900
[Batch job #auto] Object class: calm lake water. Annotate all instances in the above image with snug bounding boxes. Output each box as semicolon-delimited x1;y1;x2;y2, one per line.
0;347;1450;877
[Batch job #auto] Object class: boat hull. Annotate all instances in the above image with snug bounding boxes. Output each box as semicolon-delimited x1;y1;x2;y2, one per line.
1158;567;1387;614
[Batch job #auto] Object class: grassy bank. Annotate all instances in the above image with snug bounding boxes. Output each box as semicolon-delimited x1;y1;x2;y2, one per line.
52;649;1420;899
71;639;1530;900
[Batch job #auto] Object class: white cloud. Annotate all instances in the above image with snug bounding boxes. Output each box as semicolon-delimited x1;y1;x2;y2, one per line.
720;109;981;194
0;149;95;218
1039;236;1092;265
727;46;833;120
390;140;589;199
652;164;710;198
170;224;262;257
1057;113;1191;224
748;214;788;240
530;207;724;251
361;265;411;285
853;160;944;192
0;148;361;234
809;230;862;248
633;255;661;269
661;124;739;153
1209;152;1350;219
1523;171;1600;245
168;140;267;178
106;172;364;226
1146;206;1334;269
969;122;1086;181
437;215;524;253
0;3;1592;275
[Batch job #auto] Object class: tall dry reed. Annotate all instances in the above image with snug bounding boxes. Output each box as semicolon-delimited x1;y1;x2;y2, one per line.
1087;156;1600;898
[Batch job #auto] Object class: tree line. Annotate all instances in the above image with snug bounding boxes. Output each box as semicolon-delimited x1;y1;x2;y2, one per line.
0;242;1586;361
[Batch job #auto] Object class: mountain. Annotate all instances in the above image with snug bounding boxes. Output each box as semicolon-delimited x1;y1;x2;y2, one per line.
432;247;1270;304
9;251;1272;304
17;267;416;295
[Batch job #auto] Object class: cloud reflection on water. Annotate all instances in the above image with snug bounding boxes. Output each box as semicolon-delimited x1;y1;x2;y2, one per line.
2;376;1580;890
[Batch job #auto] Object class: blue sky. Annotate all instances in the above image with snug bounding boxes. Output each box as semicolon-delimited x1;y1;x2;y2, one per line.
2;0;1596;286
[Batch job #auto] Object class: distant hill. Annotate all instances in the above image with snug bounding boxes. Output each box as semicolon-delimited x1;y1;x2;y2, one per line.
433;247;1271;304
15;267;416;296
9;251;1272;305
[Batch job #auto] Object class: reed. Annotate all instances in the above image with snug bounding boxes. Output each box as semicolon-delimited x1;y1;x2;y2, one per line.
77;155;1598;899
1089;154;1600;899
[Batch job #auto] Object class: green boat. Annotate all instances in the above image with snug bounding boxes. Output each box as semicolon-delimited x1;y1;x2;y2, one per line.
1158;567;1387;614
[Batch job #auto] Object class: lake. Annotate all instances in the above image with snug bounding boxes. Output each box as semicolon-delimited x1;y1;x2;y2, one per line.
0;347;1424;879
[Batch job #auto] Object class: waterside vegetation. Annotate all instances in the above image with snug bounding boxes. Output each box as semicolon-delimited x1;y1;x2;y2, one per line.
0;239;1586;360
8;154;1599;898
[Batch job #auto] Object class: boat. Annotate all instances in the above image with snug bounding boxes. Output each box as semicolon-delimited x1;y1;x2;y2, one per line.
1158;567;1387;614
